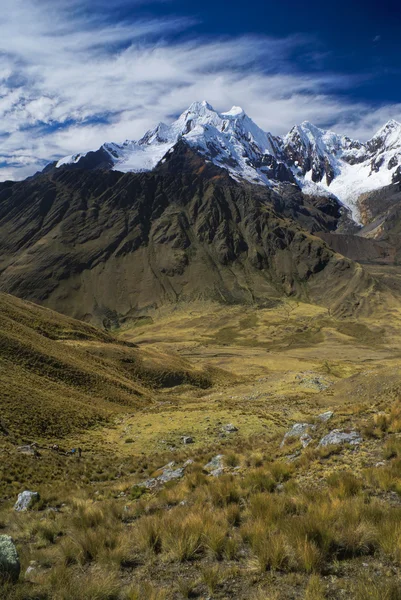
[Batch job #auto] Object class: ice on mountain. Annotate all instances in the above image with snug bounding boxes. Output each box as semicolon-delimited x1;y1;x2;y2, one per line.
55;103;401;224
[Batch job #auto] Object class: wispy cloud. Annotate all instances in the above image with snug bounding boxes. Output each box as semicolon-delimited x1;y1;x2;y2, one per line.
0;0;399;180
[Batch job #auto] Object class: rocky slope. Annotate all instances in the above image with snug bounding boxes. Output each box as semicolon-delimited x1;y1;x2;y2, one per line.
0;142;377;326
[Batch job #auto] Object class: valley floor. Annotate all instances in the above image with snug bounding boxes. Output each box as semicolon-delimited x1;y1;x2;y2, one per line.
3;290;401;599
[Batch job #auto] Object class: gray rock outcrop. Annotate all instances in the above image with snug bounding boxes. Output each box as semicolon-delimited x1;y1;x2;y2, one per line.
14;491;40;512
0;535;20;582
319;429;362;447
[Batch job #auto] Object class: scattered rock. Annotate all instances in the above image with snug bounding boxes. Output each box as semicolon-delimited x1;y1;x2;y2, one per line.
17;445;38;457
204;455;224;473
281;423;313;447
158;466;185;484
222;424;238;433
138;461;188;490
183;459;194;468
375;461;386;468
0;535;20;582
296;373;331;391
318;429;362;447
14;491;40;512
25;561;41;583
182;436;194;445
318;411;334;423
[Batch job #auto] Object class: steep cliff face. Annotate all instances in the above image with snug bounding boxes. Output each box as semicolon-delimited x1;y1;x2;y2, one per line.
0;142;376;326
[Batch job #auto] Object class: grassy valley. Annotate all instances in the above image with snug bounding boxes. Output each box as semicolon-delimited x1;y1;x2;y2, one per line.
2;285;401;598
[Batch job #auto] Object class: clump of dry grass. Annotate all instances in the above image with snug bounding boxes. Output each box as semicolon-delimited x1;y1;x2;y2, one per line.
200;565;222;594
352;577;401;600
305;574;326;600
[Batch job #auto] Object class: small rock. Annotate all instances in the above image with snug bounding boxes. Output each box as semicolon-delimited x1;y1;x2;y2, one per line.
317;411;334;423
25;561;41;582
375;461;386;467
223;424;238;433
182;436;194;445
158;467;184;484
0;535;20;582
204;455;224;472
14;491;40;512
281;423;312;447
138;463;185;489
318;429;362;447
183;459;194;468
17;445;37;457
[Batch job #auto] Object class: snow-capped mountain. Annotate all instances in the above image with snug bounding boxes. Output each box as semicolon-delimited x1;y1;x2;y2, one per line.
57;101;292;186
56;101;401;223
283;119;401;221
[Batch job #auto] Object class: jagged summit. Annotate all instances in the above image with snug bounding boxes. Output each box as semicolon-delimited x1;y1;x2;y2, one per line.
56;100;291;186
222;105;245;117
55;101;401;223
368;119;401;151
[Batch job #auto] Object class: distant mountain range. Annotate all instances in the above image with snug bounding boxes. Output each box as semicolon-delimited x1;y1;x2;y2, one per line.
1;101;400;326
54;101;401;224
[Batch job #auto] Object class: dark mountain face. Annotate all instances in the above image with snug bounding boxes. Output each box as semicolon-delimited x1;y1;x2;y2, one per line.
0;142;377;327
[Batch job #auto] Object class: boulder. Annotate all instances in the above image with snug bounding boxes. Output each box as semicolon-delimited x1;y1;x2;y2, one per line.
17;445;37;457
317;411;334;423
223;424;238;433
0;535;20;582
204;455;224;473
14;491;40;512
281;423;313;447
182;436;194;445
137;461;187;489
318;429;362;447
158;466;184;484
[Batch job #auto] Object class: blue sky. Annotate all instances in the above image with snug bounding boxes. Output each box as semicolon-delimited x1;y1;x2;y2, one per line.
1;0;400;180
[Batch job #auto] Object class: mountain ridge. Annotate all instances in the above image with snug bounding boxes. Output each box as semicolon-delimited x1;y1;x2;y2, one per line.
0;141;379;326
53;101;401;224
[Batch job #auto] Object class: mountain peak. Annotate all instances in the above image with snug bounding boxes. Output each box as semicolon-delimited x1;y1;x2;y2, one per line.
222;106;245;118
299;120;322;132
383;118;401;129
185;100;215;114
369;119;401;151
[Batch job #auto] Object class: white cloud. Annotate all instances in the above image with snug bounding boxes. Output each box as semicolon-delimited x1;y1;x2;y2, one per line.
0;0;399;180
